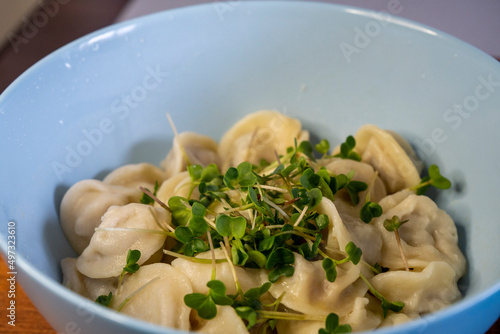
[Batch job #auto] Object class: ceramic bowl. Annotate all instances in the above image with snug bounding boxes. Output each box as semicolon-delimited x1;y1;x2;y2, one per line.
1;2;499;333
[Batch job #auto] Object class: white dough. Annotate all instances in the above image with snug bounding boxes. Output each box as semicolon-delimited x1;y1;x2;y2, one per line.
103;162;167;191
60;179;141;254
219;110;309;170
76;203;170;278
162;132;220;178
111;263;193;330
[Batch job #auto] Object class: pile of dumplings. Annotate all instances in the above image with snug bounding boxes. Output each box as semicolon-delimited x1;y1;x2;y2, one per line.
60;110;466;333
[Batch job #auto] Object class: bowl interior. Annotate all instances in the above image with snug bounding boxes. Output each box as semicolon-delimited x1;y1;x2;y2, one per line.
1;2;499;333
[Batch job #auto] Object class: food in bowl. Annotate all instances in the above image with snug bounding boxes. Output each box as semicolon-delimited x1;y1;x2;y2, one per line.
59;110;465;333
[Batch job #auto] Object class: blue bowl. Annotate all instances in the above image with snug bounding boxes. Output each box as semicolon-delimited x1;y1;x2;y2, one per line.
1;2;499;333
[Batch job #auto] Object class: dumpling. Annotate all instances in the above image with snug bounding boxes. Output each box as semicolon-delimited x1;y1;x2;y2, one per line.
161;132;220;178
218;110;309;170
318;198;383;267
111;263;192;330
61;257;89;297
275;297;381;333
171;249;262;295
60;179;140;254
155;171;199;206
76;203;169;278
334;200;384;267
83;276;118;302
261;253;367;317
379;312;419;327
323;158;387;208
373;190;466;276
191;305;249;334
276;319;324;334
334;125;421;194
317;198;352;256
103;162;167;191
342;296;382;332
370;261;461;314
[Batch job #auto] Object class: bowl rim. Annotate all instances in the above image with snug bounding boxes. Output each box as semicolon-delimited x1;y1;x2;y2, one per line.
1;1;499;333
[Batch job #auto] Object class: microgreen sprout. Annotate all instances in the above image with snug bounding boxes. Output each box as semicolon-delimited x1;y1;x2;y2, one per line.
359;273;404;318
411;164;452;195
320;242;362;283
184;280;234;320
319;313;352;334
334;135;361;161
140;181;159;205
315;139;330;157
95;292;113;307
117;249;141;294
383;215;410;271
360;201;383;223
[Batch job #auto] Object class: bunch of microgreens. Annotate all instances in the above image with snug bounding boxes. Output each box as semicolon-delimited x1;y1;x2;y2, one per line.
95;134;452;333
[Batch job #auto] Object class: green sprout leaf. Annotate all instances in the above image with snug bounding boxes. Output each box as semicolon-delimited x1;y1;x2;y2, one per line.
95;292;113;307
265;247;295;269
360;201;383;224
413;164;452;195
123;249;141;274
315;214;329;231
319;313;352;334
231;238;250;266
346;180;368;206
188;164;203;181
345;241;362;265
237;162;258;187
268;265;295;283
428;164;452;189
184;280;234;320
139;181;159;205
235;306;258;329
335;135;361;161
381;299;405;318
383;215;409;232
315;139;330;156
298;140;314;160
322;258;337;283
168;196;192;226
216;214;247;239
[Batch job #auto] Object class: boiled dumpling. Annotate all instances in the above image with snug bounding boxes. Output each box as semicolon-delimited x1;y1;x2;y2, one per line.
275;297;381;333
61;257;89;297
373;190;466;276
261;253;367;317
219;110;309;170
192;305;249;334
162;132;220;178
317;198;352;256
111;263;192;330
370;261;461;314
76;203;169;278
323;158;387;209
333;125;421;193
342;296;382;332
334;200;384;267
155;171;199;206
319;197;383;267
103;162;167;191
61;257;117;300
171;249;262;295
60;179;140;254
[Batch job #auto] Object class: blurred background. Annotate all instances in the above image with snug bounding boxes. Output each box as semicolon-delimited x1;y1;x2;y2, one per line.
0;0;498;333
0;0;499;94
